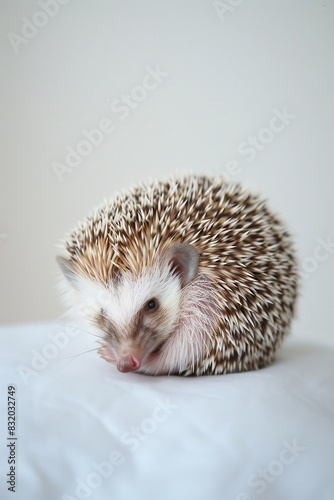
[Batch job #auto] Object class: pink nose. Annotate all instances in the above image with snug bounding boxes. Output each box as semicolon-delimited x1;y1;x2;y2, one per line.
117;354;141;373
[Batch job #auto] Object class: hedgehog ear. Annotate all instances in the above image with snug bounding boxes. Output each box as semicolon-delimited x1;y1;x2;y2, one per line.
56;256;79;287
163;243;199;287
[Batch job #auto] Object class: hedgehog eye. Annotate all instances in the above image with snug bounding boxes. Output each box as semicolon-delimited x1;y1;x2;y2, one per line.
146;299;158;311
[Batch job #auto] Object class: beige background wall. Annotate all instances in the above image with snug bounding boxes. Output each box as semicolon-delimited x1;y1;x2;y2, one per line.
1;0;333;347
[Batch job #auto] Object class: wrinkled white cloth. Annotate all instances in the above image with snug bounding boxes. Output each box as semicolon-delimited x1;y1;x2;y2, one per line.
0;321;333;500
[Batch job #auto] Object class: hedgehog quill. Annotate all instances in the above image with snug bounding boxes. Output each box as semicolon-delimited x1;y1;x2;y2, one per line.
56;175;298;376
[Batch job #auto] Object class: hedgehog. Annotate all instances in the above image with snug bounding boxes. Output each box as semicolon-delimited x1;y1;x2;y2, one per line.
56;174;298;376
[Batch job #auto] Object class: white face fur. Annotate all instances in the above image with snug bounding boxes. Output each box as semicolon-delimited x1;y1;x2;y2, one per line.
57;243;215;375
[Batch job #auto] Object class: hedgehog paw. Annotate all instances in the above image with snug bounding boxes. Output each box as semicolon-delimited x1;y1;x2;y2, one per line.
97;341;117;365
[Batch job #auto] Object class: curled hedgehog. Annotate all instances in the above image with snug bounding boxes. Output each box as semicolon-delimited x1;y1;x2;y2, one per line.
56;174;298;376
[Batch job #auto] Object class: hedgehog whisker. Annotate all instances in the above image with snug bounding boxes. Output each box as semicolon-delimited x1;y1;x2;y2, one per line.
72;326;104;340
58;347;101;364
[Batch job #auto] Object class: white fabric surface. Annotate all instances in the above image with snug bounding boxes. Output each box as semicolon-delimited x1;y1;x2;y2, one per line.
0;321;333;500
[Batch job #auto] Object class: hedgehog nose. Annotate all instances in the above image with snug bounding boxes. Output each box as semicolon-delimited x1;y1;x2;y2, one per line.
117;354;141;373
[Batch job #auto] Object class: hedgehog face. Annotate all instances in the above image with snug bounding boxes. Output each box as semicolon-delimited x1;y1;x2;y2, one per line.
96;263;183;372
57;243;200;374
